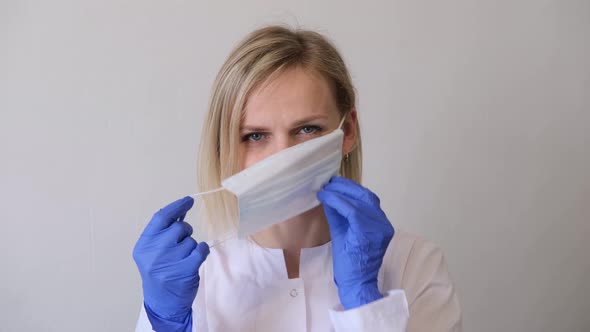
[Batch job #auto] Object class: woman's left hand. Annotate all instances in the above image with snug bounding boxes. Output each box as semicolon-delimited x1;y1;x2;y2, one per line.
317;176;395;310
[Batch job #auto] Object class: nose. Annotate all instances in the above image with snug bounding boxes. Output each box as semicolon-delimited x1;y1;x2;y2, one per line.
272;135;298;154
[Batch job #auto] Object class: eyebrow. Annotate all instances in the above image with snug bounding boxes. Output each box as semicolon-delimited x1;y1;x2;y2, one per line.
240;115;329;131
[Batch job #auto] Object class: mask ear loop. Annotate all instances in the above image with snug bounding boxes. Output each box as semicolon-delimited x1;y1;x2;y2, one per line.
208;235;234;248
190;187;225;197
186;187;233;248
338;113;350;162
337;113;347;130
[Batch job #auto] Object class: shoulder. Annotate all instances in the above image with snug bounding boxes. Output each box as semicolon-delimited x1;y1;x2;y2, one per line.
382;230;463;330
382;229;442;270
390;229;447;265
381;229;460;315
381;229;454;295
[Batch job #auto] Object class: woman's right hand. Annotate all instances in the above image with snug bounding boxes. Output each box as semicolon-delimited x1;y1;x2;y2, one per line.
132;196;209;328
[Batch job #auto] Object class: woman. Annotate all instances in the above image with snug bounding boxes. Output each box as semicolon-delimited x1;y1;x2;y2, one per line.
133;25;462;332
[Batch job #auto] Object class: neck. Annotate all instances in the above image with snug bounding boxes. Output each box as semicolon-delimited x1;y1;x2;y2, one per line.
250;205;331;251
251;205;331;279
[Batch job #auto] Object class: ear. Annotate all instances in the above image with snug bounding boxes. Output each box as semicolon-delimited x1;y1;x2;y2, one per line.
342;108;358;155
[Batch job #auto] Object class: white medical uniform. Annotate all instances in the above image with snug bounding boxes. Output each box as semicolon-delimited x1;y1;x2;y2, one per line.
135;229;462;331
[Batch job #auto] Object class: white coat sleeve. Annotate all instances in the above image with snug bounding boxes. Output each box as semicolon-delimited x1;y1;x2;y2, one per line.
328;289;410;332
134;304;154;332
328;233;462;332
401;236;463;331
134;263;209;332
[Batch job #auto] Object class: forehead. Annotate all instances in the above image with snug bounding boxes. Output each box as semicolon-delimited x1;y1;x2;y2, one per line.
243;67;338;123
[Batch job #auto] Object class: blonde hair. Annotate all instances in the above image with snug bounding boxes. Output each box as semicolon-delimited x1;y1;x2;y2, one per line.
196;25;363;240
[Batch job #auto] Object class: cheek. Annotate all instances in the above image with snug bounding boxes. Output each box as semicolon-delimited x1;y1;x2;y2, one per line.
239;146;266;170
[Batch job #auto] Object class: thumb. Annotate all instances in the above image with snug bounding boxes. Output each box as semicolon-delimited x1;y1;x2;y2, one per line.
321;203;348;236
186;241;210;274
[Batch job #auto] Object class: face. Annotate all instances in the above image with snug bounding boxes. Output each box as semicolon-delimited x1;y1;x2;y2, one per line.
239;66;357;170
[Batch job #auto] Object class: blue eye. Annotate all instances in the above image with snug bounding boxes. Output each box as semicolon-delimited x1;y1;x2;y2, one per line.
243;133;265;142
300;126;321;134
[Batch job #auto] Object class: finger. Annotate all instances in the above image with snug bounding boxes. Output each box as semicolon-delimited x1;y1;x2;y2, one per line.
321;203;349;236
178;211;188;222
175;236;198;259
143;196;194;235
184;242;210;274
324;176;381;207
317;189;354;226
161;221;193;244
319;190;385;234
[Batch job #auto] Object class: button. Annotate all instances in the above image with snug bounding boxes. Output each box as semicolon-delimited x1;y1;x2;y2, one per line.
290;288;298;298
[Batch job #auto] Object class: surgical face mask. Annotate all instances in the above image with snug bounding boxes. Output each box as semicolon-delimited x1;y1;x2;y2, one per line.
192;115;347;238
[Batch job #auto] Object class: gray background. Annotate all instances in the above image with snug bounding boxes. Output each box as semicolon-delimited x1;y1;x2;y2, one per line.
1;1;589;331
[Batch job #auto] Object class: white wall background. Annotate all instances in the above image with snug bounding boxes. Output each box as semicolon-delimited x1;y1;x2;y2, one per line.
1;1;589;331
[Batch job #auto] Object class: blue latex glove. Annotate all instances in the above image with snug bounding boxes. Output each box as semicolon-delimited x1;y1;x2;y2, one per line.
317;176;395;310
133;196;209;332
